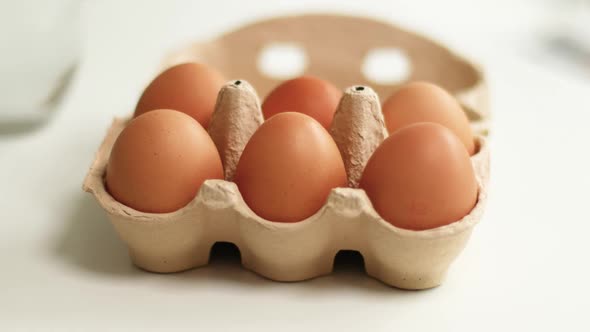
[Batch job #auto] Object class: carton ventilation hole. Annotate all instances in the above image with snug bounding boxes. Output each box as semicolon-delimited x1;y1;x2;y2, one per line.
362;47;411;85
209;241;242;264
332;250;366;274
257;42;307;80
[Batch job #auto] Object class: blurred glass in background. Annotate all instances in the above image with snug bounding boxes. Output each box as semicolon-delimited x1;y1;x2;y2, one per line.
0;0;79;132
531;0;590;80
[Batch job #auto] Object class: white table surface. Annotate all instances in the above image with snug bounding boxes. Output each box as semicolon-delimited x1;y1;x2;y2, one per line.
1;0;590;331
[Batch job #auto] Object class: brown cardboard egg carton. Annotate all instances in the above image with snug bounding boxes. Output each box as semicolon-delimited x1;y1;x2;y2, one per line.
83;14;490;290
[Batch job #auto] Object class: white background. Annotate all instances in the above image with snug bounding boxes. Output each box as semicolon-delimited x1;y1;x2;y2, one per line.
1;0;590;331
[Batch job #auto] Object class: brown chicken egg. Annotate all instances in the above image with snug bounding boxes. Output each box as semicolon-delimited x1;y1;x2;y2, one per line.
382;81;475;155
359;122;478;230
106;109;224;213
134;62;225;128
262;76;342;129
234;112;347;222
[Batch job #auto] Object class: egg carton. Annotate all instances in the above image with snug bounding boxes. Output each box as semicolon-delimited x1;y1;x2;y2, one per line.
83;14;490;290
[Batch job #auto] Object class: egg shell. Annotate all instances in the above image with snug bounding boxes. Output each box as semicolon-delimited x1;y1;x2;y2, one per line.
359;122;479;230
105;109;224;213
234;112;347;223
84;14;490;289
262;76;342;129
382;81;476;155
134;62;225;128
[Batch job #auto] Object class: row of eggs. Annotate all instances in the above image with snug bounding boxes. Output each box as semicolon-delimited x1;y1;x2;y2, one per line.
106;63;478;231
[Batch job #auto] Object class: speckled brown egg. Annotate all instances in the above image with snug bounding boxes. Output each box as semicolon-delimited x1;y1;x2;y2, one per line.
234;112;347;222
382;81;475;155
134;62;225;128
106;109;223;213
262;76;342;129
360;122;478;230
